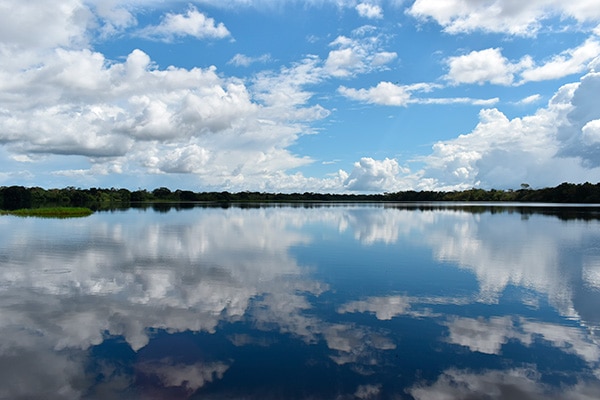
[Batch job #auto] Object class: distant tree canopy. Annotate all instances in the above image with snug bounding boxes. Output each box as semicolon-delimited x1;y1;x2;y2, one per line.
1;182;600;211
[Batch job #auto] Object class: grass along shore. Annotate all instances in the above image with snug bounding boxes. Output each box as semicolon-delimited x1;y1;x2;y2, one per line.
0;207;94;218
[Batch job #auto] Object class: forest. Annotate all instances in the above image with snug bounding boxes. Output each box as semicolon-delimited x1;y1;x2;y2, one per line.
1;182;600;211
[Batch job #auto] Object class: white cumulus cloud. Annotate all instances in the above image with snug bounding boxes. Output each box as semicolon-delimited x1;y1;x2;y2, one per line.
343;157;411;191
582;119;600;144
339;81;497;106
324;31;397;77
445;36;600;86
423;71;600;189
445;48;532;86
520;38;600;83
356;3;383;19
337;69;600;192
138;6;231;41
408;0;600;36
339;81;411;106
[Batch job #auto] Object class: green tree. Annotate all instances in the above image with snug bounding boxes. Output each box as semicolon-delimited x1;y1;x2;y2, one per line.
1;186;32;210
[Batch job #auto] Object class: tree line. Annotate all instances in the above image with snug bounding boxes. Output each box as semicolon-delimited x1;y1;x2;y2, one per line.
1;182;600;211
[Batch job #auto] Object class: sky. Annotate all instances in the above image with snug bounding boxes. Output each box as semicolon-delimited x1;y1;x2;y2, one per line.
1;0;600;193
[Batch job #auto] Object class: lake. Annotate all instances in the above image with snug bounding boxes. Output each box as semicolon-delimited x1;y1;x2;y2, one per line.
1;203;600;399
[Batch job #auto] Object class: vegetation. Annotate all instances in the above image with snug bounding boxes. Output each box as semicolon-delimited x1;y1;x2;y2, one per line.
1;207;93;218
0;181;599;212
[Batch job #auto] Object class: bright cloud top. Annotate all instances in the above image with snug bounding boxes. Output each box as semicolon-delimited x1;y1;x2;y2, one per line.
0;0;599;191
356;3;383;19
138;6;231;41
408;0;600;36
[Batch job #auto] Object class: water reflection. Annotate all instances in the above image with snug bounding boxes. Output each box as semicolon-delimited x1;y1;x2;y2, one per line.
0;204;599;399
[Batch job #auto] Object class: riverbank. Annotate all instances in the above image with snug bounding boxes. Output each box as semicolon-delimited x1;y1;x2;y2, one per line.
1;182;599;211
0;207;94;218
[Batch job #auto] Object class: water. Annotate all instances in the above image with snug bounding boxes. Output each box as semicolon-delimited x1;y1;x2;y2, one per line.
1;203;600;399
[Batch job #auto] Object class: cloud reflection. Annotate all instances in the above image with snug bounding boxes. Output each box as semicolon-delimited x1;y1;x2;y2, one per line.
408;367;600;400
0;208;325;397
338;294;471;320
0;205;599;398
136;360;230;392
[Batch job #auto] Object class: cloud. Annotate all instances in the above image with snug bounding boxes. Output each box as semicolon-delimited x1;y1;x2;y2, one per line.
370;50;397;66
0;0;91;51
407;0;600;36
413;70;600;190
514;94;542;105
416;97;499;106
1;0;599;193
0;17;336;192
356;3;383;19
138;6;231;41
324;31;397;77
0;47;261;155
90;0;138;38
155;144;211;173
343;157;412;191
551;70;600;165
228;53;272;67
325;47;362;77
444;35;600;86
582;119;600;144
445;48;532;86
339;81;411;106
339;80;498;106
251;56;324;108
520;38;600;83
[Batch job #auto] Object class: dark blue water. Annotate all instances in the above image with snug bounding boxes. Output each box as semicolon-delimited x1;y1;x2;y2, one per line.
1;203;600;399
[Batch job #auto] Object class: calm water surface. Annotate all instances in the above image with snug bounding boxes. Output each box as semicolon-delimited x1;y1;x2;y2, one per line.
1;203;600;399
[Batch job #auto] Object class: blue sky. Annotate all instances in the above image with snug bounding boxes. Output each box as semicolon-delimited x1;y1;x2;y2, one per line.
1;0;600;192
